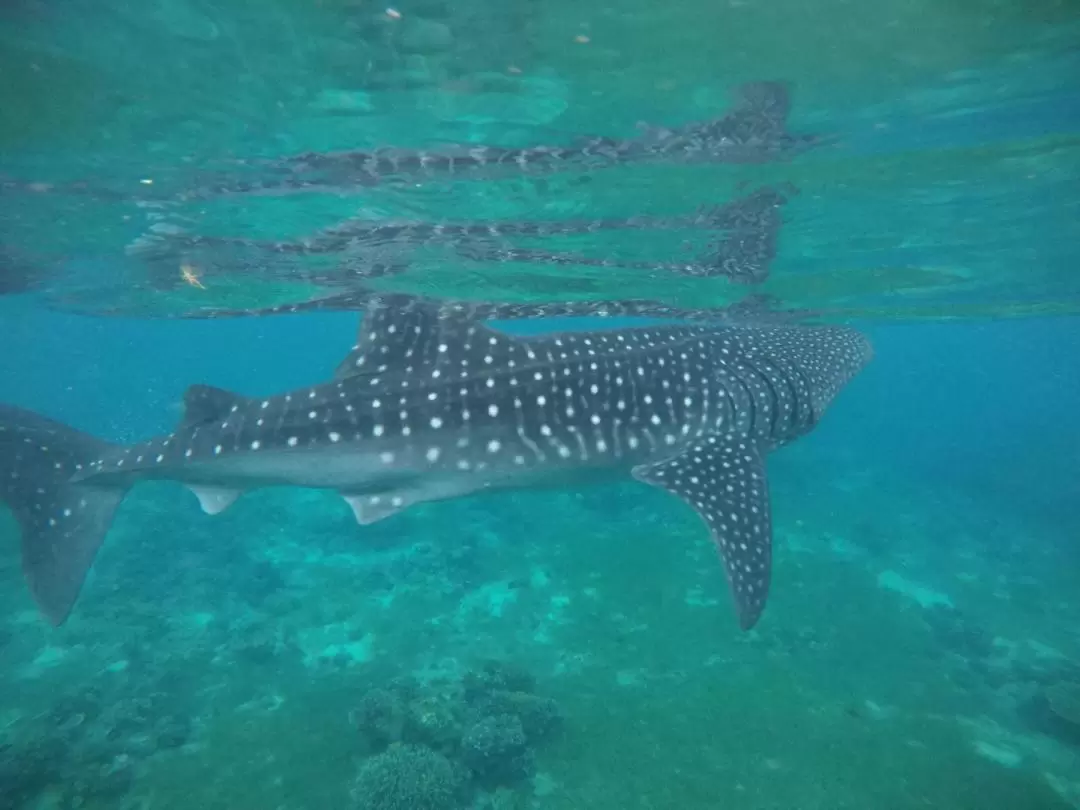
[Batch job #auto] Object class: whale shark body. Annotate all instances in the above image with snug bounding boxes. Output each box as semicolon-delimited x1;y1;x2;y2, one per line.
0;294;870;628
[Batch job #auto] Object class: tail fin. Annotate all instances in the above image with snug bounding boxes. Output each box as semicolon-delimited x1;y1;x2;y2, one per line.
0;404;126;625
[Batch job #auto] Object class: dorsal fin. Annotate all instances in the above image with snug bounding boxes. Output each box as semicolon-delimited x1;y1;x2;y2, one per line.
335;293;513;380
337;293;449;379
181;384;247;429
729;81;791;138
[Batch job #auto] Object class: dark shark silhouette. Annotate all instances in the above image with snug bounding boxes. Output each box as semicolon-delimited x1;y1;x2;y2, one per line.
0;244;46;296
0;293;869;629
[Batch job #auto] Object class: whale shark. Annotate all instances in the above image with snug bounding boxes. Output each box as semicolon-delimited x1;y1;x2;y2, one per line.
0;293;870;629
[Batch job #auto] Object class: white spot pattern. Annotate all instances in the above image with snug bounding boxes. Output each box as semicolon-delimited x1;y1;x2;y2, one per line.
0;306;870;629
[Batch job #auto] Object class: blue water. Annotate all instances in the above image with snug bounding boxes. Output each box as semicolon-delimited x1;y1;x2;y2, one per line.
5;304;1077;503
2;2;1080;808
3;298;1078;809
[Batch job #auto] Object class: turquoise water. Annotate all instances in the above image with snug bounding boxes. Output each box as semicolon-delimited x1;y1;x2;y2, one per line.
2;1;1080;808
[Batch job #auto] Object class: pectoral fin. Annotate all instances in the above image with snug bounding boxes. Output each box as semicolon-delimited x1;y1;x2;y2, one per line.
633;435;772;630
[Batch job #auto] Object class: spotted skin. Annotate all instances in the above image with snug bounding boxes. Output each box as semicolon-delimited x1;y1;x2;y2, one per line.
0;295;870;628
633;436;771;629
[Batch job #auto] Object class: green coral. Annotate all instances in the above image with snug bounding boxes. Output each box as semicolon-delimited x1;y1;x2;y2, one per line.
350;743;461;810
471;690;562;744
461;714;533;785
405;694;464;754
349;663;560;807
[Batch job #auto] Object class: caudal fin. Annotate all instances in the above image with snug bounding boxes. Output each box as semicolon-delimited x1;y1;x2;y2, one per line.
0;404;125;625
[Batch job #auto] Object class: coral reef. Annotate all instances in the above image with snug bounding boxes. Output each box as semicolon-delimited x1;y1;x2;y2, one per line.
351;661;562;806
0;732;137;810
469;689;562;745
406;694;465;755
461;714;533;785
350;743;462;810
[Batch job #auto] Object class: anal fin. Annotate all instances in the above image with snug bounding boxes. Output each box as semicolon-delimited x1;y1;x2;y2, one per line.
343;493;409;526
188;485;241;515
342;477;488;526
633;435;772;630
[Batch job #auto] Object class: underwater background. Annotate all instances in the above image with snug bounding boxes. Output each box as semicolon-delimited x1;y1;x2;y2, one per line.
1;1;1079;808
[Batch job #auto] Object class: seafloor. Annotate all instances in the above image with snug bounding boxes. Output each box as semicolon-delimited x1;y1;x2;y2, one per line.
1;320;1078;810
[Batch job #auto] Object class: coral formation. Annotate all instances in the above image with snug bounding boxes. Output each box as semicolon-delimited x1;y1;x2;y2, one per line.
405;694;464;754
350;743;462;810
470;689;562;744
351;660;562;806
461;714;534;785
